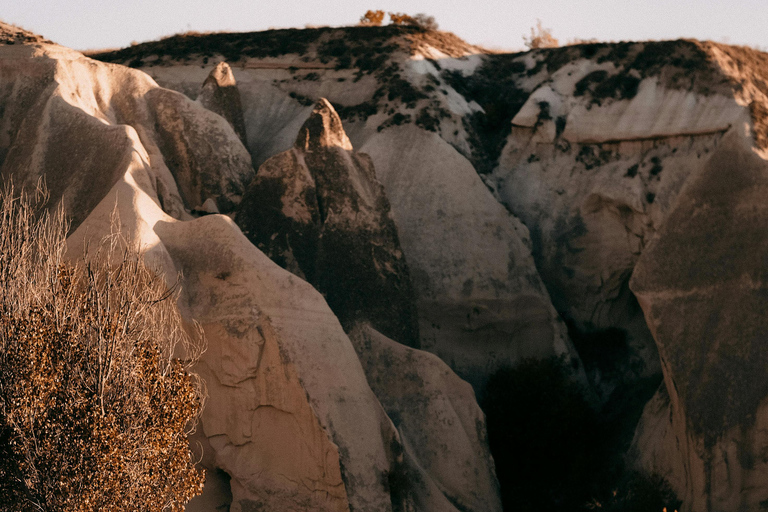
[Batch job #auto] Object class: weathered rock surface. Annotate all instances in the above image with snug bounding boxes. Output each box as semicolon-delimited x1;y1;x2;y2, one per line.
93;27;580;392
198;61;248;145
16;19;768;510
0;35;254;227
349;323;502;512
491;42;742;332
629;130;768;511
1;24;503;512
361;125;574;391
236;98;419;346
68;166;402;512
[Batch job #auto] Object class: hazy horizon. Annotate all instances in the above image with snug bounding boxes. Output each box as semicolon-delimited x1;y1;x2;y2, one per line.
5;0;768;53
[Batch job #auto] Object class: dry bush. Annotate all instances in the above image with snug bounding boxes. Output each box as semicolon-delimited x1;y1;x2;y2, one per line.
359;10;385;26
412;13;438;30
524;19;559;49
386;12;438;30
0;184;205;512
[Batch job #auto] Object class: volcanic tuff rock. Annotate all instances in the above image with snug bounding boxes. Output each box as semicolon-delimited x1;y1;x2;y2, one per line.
349;323;502;512
91;27;768;511
0;33;254;228
236;98;419;347
105;27;578;391
629;130;768;511
0;22;504;512
198;61;248;145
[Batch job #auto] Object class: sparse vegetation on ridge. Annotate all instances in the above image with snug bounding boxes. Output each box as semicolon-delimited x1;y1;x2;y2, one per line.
524;19;559;49
0;185;205;512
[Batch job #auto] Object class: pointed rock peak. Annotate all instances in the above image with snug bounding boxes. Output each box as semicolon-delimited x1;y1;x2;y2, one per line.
198;60;248;145
203;61;237;89
295;98;353;152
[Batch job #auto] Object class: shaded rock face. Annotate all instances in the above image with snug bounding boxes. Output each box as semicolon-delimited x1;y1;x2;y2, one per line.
629;132;768;511
349;323;502;512
236;99;419;347
198;61;248;146
148;86;254;213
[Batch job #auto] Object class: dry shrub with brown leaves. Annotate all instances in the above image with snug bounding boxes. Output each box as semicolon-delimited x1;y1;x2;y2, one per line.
524;19;559;49
0;185;205;512
359;10;385;26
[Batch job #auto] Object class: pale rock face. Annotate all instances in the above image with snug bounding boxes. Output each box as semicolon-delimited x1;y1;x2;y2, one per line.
236;98;420;346
360;124;575;391
629;131;768;511
348;323;502;512
493;60;747;332
198;61;248;145
0;39;254;227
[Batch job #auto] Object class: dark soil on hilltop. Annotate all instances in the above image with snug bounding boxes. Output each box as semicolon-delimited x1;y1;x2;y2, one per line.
0;21;52;45
89;25;478;68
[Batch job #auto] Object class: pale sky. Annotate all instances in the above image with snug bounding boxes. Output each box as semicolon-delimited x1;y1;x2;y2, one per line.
4;0;767;53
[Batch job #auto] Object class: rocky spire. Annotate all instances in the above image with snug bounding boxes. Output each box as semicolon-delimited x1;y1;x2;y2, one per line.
294;98;353;151
198;61;248;145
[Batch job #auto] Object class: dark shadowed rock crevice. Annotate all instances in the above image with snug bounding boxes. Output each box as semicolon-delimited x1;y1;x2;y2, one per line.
235;99;419;347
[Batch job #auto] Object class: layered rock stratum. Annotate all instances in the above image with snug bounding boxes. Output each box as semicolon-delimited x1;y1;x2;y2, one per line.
3;18;768;511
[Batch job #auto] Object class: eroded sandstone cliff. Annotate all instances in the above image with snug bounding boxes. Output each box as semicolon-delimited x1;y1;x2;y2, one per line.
0;22;502;512
5;18;768;511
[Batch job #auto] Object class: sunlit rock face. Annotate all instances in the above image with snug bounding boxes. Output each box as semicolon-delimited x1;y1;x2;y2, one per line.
236;98;420;347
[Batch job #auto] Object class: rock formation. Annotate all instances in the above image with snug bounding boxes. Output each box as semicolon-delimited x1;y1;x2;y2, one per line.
122;31;577;391
360;125;574;391
629;130;768;511
94;30;768;510
236;98;419;347
0;22;504;512
7;16;768;511
349;323;502;512
198;61;248;146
